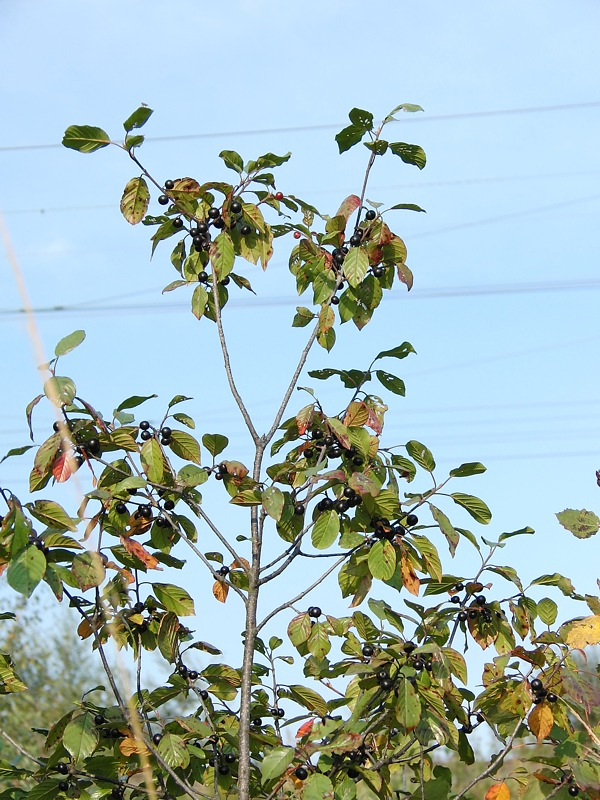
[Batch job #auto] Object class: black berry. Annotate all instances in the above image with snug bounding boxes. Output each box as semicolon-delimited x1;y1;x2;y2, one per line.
294;504;305;516
252;718;262;726
530;678;544;692
225;753;236;763
152;733;163;745
450;595;461;604
307;606;321;618
56;763;69;775
218;764;230;776
240;224;252;236
568;787;579;797
163;499;175;511
230;200;242;214
349;234;362;247
158;194;169;205
188;670;198;681
546;692;557;703
218;566;230;576
213;217;225;229
200;690;209;700
58;781;69;792
458;611;468;622
172;217;184;229
115;503;127;515
365;209;376;220
160;427;172;437
406;514;418;526
361;644;374;657
140;430;152;440
294;766;308;780
475;595;487;605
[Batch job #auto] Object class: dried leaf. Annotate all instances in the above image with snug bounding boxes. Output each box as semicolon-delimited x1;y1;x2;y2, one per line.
528;703;554;741
564;615;600;649
401;553;420;596
119;536;161;570
213;580;229;603
120;736;149;756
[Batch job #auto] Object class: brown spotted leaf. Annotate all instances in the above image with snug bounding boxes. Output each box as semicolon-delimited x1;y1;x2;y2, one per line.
119;536;161;570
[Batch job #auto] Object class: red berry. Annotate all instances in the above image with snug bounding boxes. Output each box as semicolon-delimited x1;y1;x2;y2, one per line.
293;231;301;239
275;192;283;200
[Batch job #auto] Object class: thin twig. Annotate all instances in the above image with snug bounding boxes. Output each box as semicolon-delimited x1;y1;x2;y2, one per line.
454;718;522;800
256;554;348;632
263;321;320;444
0;728;44;765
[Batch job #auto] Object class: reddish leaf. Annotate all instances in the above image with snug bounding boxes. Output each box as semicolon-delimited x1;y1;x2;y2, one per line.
119;536;161;570
295;719;314;739
52;452;73;483
222;460;248;479
336;195;361;221
401;554;420;596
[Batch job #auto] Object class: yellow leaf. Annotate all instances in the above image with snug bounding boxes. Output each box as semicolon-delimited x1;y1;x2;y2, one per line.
120;736;149;756
529;703;554;741
401;554;420;596
343;402;369;428
486;781;510;800
564;615;600;649
213;580;229;603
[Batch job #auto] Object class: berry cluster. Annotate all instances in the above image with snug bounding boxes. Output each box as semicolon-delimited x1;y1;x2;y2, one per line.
139;420;172;446
305;427;365;467
530;677;558;704
53;418;103;468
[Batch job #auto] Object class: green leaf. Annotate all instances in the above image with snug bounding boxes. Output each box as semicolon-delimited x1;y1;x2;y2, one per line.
0;651;27;693
396;679;421;731
26;393;43;440
292;307;315;328
450;462;486;478
125;133;144;150
386;103;424;118
71;552;105;591
375;370;405;396
120;176;150;225
62;125;111;153
7;546;46;597
368;539;396;580
375;341;416;360
335;124;368;154
158;612;179;663
26;500;77;532
287;684;328;716
1;445;35;464
152;583;195;615
305;774;334;800
177;465;208;487
556;508;600;539
537;597;558;626
172;412;195;429
364;140;388;155
123;106;153;132
115;394;157;412
210;231;235;280
168;395;193;408
43;376;76;407
411;535;442;581
141;438;164;483
451;493;492;525
219;150;244;173
311;509;340;550
157;733;189;769
169;430;201;464
191;284;209;319
498;526;534;542
262;486;285;521
260;746;295;781
54;330;86;357
63;712;99;762
288;613;312;646
530;573;577;598
317;328;336;352
202;433;229;458
406;440;436;472
389;142;427;170
389;203;426;213
343;248;369;288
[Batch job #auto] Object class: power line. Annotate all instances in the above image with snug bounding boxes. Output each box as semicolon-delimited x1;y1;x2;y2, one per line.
1;100;599;153
4;169;600;217
1;277;599;320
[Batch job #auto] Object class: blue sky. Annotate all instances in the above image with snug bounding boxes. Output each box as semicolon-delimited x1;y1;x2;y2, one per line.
1;0;600;681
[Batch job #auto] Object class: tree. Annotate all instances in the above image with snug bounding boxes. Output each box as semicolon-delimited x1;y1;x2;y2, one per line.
0;594;107;766
1;102;599;800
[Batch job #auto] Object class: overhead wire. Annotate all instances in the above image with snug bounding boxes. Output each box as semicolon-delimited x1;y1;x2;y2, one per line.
1;100;599;153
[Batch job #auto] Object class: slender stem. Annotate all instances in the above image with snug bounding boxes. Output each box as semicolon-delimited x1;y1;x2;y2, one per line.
256;554;347;633
454;718;522;800
210;276;259;444
0;728;43;765
263;321;320;444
